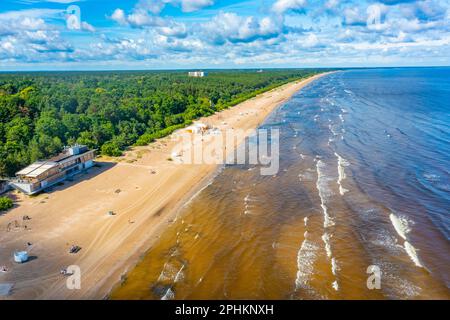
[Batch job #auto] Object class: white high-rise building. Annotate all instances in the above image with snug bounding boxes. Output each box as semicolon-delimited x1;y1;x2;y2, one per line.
188;71;207;77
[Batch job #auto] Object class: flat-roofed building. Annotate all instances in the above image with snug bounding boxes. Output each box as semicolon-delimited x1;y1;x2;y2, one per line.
11;145;95;195
188;71;207;77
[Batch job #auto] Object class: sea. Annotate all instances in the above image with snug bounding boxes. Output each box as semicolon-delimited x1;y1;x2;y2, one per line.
111;68;450;300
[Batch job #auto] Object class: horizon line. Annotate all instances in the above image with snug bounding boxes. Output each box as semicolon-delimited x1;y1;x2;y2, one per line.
1;65;449;73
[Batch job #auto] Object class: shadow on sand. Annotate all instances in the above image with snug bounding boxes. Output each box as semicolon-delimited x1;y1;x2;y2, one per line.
39;161;117;196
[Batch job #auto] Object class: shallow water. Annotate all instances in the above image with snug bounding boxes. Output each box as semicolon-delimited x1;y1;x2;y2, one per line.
112;68;450;300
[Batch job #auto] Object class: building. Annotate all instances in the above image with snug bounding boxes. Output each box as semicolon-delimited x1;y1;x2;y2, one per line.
188;71;207;78
11;145;95;195
0;180;10;195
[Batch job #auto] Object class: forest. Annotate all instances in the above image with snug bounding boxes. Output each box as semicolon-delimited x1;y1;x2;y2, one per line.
0;69;324;177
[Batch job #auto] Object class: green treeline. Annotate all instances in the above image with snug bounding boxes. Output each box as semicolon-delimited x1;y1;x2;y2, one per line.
0;69;324;177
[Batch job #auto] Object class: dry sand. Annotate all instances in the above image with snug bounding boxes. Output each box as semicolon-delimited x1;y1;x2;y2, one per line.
0;73;328;299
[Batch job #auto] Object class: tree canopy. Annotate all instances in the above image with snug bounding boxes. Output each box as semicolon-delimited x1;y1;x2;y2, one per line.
0;69;327;177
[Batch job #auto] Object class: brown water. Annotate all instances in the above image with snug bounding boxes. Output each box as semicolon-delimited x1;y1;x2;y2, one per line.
111;69;450;300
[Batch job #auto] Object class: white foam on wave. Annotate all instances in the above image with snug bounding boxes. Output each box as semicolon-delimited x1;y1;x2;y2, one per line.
322;233;332;258
161;288;175;300
389;213;411;240
298;170;314;182
157;262;174;282
295;233;320;290
331;257;339;276
316;160;335;228
423;173;440;182
316;160;340;287
328;124;339;136
332;280;339;291
389;213;424;268
335;152;350;195
404;241;424;268
174;265;185;283
244;194;258;202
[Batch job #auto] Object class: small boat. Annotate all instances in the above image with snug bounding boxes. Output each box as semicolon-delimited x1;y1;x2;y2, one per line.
14;251;28;263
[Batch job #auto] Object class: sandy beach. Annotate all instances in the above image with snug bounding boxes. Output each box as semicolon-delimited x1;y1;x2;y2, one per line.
0;73;328;300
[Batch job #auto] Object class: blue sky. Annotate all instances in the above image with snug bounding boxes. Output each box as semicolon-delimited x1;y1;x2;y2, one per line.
0;0;449;70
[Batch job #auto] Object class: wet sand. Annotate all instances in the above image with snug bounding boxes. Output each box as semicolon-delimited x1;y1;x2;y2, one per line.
0;73;328;300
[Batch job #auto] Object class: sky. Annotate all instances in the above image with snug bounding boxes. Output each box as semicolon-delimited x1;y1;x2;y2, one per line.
0;0;449;70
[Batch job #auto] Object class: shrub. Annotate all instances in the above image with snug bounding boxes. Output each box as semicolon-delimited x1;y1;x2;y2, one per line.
101;141;123;157
0;196;13;211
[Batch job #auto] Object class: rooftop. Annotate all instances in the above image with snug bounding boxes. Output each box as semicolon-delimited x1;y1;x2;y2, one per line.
16;145;92;178
16;161;57;178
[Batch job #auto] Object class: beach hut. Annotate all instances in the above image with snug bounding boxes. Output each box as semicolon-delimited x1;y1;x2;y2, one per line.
14;251;28;263
184;122;209;134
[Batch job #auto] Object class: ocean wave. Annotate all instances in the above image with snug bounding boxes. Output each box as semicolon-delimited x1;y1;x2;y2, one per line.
295;234;319;290
321;233;332;258
332;280;339;291
328;124;339;136
389;213;424;268
157;262;177;282
161;288;175;300
331;257;340;276
316;160;335;228
389;213;412;240
404;241;424;268
423;173;440;182
174;265;185;283
335;152;350;195
298;170;314;182
382;267;422;298
371;229;403;253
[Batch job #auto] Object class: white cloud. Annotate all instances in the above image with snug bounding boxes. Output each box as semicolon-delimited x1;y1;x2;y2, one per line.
201;12;283;44
2;0;450;68
302;33;319;47
343;7;367;26
81;21;96;32
181;0;214;12
158;21;187;38
0;8;63;21
127;10;163;27
111;9;128;26
19;0;82;3
132;0;214;14
272;0;307;15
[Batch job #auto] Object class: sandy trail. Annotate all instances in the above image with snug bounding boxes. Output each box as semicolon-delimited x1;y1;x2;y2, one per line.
0;73;328;299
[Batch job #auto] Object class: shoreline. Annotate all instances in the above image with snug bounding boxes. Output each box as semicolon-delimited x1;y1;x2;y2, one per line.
0;72;330;300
